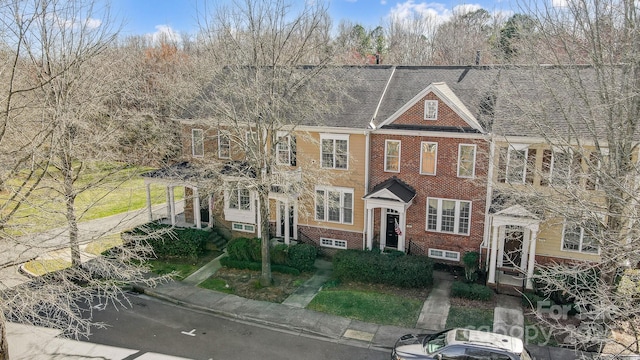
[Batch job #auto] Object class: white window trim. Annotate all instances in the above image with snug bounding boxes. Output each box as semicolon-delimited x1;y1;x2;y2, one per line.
506;144;529;184
457;144;477;178
218;131;231;159
320;237;347;249
315;185;354;225
424;100;438;120
425;197;472;236
428;248;461;261
223;184;256;224
549;148;577;186
276;131;292;166
561;221;601;255
232;222;256;233
320;133;349;170
192;129;204;157
384;139;401;173
420;141;438;175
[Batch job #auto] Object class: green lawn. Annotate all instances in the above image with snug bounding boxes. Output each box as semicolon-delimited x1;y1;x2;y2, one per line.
446;305;494;331
23;258;72;276
199;277;235;293
2;163;184;234
307;289;423;327
148;250;223;280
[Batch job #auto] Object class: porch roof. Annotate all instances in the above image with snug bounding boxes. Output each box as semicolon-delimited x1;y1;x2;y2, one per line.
141;161;216;182
363;177;416;204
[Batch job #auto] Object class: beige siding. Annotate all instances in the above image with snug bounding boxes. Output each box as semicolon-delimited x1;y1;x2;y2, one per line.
536;217;601;262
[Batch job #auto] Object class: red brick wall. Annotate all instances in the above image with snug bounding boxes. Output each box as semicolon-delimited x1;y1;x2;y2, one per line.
298;225;363;252
369;133;489;261
184;187;194;223
180;123;220;161
391;92;473;129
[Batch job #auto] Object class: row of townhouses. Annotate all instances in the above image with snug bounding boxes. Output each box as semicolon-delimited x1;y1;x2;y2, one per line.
142;66;607;291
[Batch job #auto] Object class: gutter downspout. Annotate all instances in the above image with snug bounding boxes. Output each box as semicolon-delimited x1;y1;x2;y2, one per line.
362;66;397;250
482;133;495;271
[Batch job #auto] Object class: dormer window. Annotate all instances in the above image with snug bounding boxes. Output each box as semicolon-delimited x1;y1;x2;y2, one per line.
424;100;438;120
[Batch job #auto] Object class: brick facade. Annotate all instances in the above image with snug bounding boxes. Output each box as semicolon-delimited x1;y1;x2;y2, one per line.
297;225;363;254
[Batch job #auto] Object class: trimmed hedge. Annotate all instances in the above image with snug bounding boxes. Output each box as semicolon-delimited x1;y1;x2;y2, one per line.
219;257;300;276
126;222;212;260
226;237;262;262
333;249;433;288
287;243;317;272
450;281;494;301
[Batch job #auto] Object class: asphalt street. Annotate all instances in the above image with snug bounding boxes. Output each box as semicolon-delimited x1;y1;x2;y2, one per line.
85;293;390;360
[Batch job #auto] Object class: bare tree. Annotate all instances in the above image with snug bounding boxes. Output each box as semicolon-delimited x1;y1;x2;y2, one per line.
384;11;439;65
491;0;640;355
190;0;347;286
0;1;170;358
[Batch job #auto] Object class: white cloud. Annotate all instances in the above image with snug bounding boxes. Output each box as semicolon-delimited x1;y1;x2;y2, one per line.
149;25;180;44
381;0;387;4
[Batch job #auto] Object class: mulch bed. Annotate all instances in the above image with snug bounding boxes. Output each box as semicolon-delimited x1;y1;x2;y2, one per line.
211;267;310;303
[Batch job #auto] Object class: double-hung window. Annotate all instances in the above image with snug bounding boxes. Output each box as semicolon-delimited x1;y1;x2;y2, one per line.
315;186;353;224
320;134;348;169
384;140;401;172
457;144;476;178
562;221;599;254
424;100;438;120
218;131;231;159
505;144;528;184
276;131;296;166
192;129;204;157
426;197;471;235
228;185;251;211
420;142;437;175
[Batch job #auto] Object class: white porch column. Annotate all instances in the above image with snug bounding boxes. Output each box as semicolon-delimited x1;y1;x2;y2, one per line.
366;207;374;250
398;211;406;252
284;199;290;245
193;187;201;229
169;186;176;226
145;183;153;222
526;225;539;289
166;186;172;220
488;224;500;285
208;195;214;228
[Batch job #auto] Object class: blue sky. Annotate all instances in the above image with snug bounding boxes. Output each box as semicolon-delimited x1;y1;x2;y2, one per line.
109;0;517;40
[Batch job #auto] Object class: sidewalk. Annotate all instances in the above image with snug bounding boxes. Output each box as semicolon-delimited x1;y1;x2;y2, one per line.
136;255;587;359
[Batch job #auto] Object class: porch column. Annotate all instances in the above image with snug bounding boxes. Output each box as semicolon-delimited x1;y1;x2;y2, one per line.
166;186;172;220
193;187;201;229
526;225;539;289
488;224;500;285
284;199;290;245
366;207;374;250
398;211;406;252
145;183;153;221
208;195;214;228
168;186;176;226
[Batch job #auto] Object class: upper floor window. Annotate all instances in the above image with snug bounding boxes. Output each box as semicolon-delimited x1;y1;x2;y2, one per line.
192;129;204;157
315;186;353;224
424;100;438;120
276;131;296;166
457;144;476;178
218;131;231;159
420;142;438;175
562;221;600;254
499;144;534;184
321;134;348;169
548;149;581;187
426;197;471;235
384;140;401;172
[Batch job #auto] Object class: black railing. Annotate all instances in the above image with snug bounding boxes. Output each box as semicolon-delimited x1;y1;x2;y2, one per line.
407;238;427;256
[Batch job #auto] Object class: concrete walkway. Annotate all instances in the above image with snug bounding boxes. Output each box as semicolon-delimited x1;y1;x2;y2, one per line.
494;294;525;340
282;259;333;308
416;271;453;331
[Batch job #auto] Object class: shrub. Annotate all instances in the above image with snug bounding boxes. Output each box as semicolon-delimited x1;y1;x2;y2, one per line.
287;243;317;272
450;281;494;301
462;251;480;283
226;237;261;262
333;249;433;288
271;243;289;266
127;223;212;260
522;292;548;309
220;257;300;276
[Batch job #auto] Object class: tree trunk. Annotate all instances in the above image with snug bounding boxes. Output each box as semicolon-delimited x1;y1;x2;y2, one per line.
259;185;272;286
0;312;9;360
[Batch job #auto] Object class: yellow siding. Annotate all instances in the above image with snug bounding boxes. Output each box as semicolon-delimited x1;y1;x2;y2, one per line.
295;130;367;232
536;217;601;262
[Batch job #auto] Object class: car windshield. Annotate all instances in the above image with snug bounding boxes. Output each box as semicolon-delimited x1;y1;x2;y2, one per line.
423;331;448;354
520;348;533;360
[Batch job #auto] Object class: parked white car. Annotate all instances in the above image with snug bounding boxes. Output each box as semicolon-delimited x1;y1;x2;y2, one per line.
391;328;533;360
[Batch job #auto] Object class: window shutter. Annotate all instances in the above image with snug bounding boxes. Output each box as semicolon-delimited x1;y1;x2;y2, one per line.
497;147;507;183
290;135;297;166
540;149;552;186
571;153;582;186
526;148;536;184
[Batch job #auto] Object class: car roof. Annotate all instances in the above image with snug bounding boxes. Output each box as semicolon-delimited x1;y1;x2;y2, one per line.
446;328;524;354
